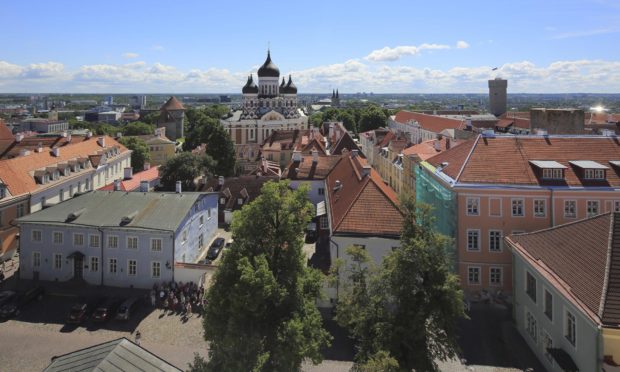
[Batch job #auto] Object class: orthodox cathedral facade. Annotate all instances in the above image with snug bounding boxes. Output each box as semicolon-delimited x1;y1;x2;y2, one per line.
221;51;308;171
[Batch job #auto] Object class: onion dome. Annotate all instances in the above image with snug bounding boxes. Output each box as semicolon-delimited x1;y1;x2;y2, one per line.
280;77;286;88
281;75;297;94
257;50;280;77
242;74;258;94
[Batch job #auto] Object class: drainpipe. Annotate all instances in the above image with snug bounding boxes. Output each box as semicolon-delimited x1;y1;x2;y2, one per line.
171;231;175;282
98;227;104;286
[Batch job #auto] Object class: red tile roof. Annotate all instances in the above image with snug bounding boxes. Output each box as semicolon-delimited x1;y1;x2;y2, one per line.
161;96;185;111
427;135;620;187
286;155;342;180
402;137;461;161
326;154;402;236
99;166;160;191
394;110;466;133
586;112;620;125
507;212;620;326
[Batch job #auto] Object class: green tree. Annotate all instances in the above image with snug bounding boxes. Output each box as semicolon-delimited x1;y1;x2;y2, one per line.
119;137;151;174
141;111;160;125
309;112;324;128
200;181;331;371
159;152;214;191
338;111;357;133
358;106;387;132
122;121;154;136
336;196;465;371
183;113;236;177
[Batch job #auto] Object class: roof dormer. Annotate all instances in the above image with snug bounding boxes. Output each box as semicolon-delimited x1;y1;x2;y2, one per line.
570;160;608;181
529;160;567;180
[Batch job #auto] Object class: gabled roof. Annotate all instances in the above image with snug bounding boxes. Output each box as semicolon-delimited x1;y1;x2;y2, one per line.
99;166;160;191
201;176;278;222
161;96;185;111
326;154;402;236
286;155;342;180
427;135;620;187
393;110;466;133
330;131;363;157
507;213;620;327
43;337;180;372
402;137;460;161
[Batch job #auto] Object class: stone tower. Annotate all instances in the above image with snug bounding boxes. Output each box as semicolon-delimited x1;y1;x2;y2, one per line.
488;78;507;117
159;96;185;140
331;89;340;107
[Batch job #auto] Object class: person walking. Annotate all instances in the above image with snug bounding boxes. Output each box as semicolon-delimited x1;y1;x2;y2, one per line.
135;330;141;346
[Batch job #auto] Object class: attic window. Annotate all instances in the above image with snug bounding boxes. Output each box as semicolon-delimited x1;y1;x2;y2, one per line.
542;168;563;179
569;160;608;180
0;185;6;199
529;160;567;180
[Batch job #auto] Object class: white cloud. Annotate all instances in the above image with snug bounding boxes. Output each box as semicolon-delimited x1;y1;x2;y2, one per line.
0;59;619;93
456;40;470;49
151;45;165;51
365;43;451;62
123;52;139;59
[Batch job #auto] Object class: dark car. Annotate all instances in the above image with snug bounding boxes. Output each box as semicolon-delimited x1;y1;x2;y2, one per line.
0;286;45;318
115;297;143;321
92;297;123;322
207;237;226;260
67;297;106;324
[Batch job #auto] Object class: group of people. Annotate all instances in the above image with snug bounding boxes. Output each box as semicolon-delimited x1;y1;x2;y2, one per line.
150;281;206;316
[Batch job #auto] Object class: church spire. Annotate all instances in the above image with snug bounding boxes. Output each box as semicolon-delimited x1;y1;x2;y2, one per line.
336;89;339;98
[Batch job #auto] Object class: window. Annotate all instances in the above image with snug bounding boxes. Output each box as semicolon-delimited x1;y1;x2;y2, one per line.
109;258;117;274
318;187;325;196
467;229;480;251
587;200;599;217
108;236;118;249
127;237;138;250
53;232;63;245
198;234;204;247
542;168;563;179
16;203;25;217
526;310;538;343
59;188;64;201
182;230;187;244
54;253;62;269
489;230;502;252
534;199;546;217
89;235;100;248
526;271;537;303
33;252;41;268
544;289;553;321
466;197;479;216
584;168;605;180
73;233;84;246
151;238;162;252
32;230;42;242
320;216;329;230
207;208;211;218
468;267;480;285
565;310;576;346
90;257;99;272
512;199;524;216
128;260;137;276
616;200;620;213
542;332;554;364
199;215;204;226
69;185;74;197
353;244;366;250
564;200;577;218
490;267;502;285
151;261;161;278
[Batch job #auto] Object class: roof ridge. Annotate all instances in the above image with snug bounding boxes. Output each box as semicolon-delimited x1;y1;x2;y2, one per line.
599;212;616;319
454;135;480;182
509;212;612;238
333;175;371;233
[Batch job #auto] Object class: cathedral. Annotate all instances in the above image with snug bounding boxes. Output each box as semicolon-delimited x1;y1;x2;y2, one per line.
221;50;309;171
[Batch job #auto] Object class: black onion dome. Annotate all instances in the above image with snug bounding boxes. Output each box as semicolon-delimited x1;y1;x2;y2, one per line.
257;50;280;77
283;75;297;94
242;74;258;94
280;77;286;87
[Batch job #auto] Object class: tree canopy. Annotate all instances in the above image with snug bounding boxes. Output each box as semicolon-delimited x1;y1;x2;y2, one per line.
199;181;331;371
335;196;465;371
358;106;387;133
118;136;150;173
158;152;215;191
122;121;155;135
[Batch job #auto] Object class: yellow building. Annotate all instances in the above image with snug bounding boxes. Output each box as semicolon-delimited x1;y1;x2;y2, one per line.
128;130;176;166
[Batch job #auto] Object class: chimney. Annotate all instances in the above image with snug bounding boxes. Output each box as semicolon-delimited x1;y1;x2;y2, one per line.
351;149;359;158
446;137;451;150
312;149;319;163
36;142;43;153
52;147;60;157
114;179;121;191
292;150;302;162
15;133;24;142
86;131;92;139
361;165;371;178
66;133;72;142
328;124;334;138
218;176;225;187
116;132;122;138
124;167;133;180
175;181;182;194
434;140;441;151
336;129;341;141
97;136;106;147
62;131;67;138
143;162;151;171
139;180;149;192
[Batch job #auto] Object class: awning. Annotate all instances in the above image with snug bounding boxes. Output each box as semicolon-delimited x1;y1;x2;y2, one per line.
547;348;579;371
316;201;326;217
67;251;85;259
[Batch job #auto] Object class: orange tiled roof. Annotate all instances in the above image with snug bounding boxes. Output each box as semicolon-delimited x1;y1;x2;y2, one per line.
586;112;620;125
286;155;342;180
427;135;620;187
99;166;160;191
326;154;402;236
402;137;460;161
0;135;128;196
394;110;465;133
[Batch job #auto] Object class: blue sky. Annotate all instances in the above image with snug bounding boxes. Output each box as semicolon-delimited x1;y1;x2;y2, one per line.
1;0;619;93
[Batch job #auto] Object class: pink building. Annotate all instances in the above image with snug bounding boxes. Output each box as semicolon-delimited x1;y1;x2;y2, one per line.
422;133;620;295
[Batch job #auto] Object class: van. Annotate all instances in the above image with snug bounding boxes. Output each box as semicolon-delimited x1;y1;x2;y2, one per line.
115;297;142;321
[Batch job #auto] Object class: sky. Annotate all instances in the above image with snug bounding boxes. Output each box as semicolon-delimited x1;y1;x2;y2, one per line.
1;0;619;93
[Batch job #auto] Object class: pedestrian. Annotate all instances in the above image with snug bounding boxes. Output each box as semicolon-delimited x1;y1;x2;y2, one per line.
150;291;156;307
135;330;141;346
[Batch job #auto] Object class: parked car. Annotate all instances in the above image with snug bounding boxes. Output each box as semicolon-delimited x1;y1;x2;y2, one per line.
0;290;16;307
0;286;44;318
67;297;106;324
207;237;226;260
92;297;123;322
115;297;143;321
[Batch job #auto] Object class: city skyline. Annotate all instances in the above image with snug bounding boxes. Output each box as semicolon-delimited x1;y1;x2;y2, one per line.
1;0;619;93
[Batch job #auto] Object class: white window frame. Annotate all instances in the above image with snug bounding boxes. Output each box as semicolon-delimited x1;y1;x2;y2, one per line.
31;230;42;243
511;198;524;217
320;216;329;230
127;236;138;250
533;199;546;218
542;168;563;179
466;229;480;251
108;235;119;249
543;287;553;323
90;256;99;272
587;200;599;217
542;330;554;365
467;266;481;285
525;309;538;343
584;168;605;180
489;266;503;286
466;197;480;216
151;238;163;252
151;261;161;278
73;233;84;246
128;259;137;276
564;308;577;347
526;270;537;303
52;231;63;245
89;234;100;248
488;230;503;252
564;200;577;218
16;203;25;217
109;258;117;274
33;251;41;268
53;253;62;270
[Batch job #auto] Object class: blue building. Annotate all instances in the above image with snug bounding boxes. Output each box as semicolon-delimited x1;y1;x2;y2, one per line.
17;189;218;289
